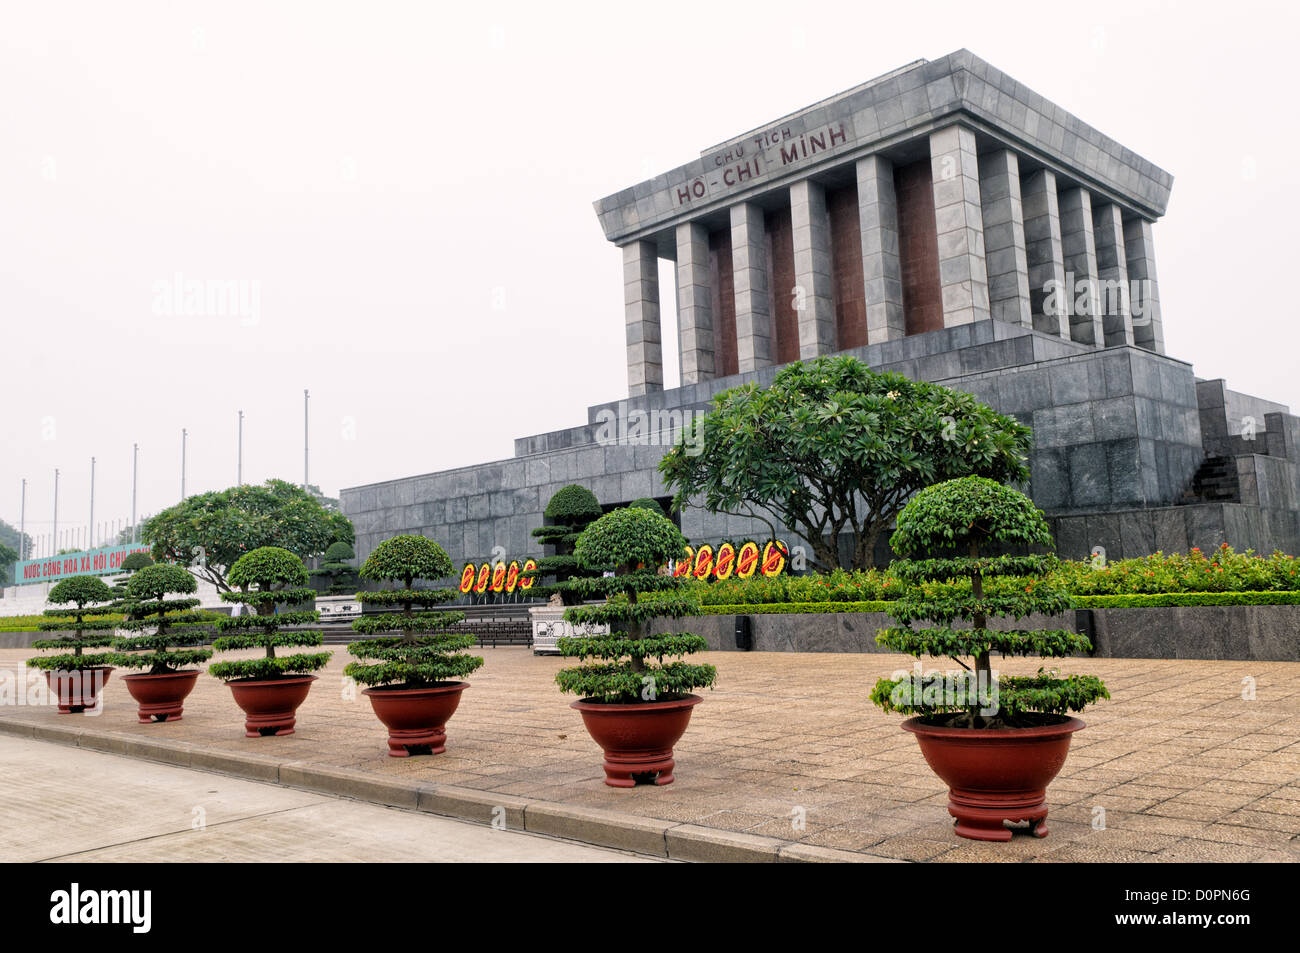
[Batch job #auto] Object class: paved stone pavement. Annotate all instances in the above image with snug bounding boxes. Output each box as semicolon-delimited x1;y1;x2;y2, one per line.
0;735;655;862
2;646;1298;862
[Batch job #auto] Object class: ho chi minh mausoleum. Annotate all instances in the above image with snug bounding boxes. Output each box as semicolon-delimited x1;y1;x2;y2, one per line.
341;50;1300;570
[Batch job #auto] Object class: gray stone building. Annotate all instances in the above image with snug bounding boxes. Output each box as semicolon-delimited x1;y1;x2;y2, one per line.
341;50;1300;570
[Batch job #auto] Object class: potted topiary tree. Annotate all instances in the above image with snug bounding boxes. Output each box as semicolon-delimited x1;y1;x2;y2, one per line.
112;564;214;723
531;484;605;605
209;547;332;737
345;535;484;757
26;575;118;714
312;540;358;594
558;506;716;787
870;476;1110;841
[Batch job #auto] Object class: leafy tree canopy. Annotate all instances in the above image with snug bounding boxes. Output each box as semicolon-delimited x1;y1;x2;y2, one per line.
544;484;602;523
576;507;687;573
119;552;154;573
48;575;115;608
659;356;1033;570
142;478;353;592
360;534;452;587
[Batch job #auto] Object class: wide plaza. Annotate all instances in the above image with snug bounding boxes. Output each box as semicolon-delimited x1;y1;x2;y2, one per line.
3;646;1297;863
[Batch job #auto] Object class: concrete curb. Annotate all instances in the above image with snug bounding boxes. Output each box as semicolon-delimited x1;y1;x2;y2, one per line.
0;716;902;863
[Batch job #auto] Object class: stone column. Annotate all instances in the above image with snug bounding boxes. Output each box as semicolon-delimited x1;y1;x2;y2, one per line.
856;156;905;342
1091;202;1135;346
1058;186;1104;346
789;179;836;358
623;240;662;396
1123;217;1166;354
675;221;715;384
1021;169;1069;339
978;150;1032;328
730;202;773;372
929;124;990;328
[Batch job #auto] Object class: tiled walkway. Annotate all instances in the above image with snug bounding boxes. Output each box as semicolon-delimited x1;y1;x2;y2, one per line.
2;647;1297;861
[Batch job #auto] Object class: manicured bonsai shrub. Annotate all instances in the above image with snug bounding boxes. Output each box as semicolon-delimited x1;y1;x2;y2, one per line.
345;535;484;688
26;575;118;672
312;540;358;594
112;564;214;675
531;484;604;605
628;497;666;516
209;547;332;681
870;477;1108;728
119;552;154;572
558;507;716;703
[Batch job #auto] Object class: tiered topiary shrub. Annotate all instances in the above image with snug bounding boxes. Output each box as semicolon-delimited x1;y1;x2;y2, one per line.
870;476;1109;841
26;575;118;714
345;535;484;757
531;484;604;606
209;547;332;737
312;540;358;594
112;564;214;723
558;506;716;787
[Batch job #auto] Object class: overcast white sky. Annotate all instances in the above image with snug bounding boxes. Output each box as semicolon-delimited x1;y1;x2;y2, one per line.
3;0;1298;554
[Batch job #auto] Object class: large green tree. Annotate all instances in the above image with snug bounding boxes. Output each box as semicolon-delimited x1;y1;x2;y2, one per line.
142;478;353;593
0;518;31;582
659;356;1033;571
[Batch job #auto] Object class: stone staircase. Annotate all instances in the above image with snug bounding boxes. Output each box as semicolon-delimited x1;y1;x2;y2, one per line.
1179;455;1239;504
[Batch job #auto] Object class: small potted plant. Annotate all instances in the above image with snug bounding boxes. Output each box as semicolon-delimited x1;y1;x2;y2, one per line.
209;547;332;736
26;575;118;714
345;534;484;757
870;476;1110;841
112;564;214;723
558;506;716;787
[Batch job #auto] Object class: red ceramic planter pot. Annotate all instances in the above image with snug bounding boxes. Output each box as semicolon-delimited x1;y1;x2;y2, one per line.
363;682;467;757
226;675;317;737
122;670;199;723
571;694;702;788
902;715;1085;841
44;666;114;714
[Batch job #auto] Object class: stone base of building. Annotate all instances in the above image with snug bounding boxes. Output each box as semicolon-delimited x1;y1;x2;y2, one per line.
341;319;1300;569
667;606;1300;662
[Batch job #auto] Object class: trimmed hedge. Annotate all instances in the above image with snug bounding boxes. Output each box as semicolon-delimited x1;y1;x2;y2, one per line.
698;590;1300;615
1074;591;1300;608
701;601;893;615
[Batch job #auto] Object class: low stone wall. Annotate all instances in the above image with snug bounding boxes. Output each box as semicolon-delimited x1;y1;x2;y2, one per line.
664;606;1300;662
0;631;39;649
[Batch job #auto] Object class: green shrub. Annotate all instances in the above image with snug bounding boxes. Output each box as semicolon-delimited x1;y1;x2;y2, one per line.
530;485;605;605
700;600;894;615
119;552;154;573
311;541;358;594
558;508;715;704
871;477;1108;728
684;567;901;605
209;547;332;681
1074;590;1300;608
628;497;666;516
112;564;214;675
25;576;118;672
1054;544;1300;594
345;535;483;688
544;484;602;523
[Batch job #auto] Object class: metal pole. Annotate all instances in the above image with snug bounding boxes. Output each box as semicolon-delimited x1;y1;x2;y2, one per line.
238;410;244;485
89;457;95;549
131;444;138;543
19;479;26;560
181;428;187;500
304;389;310;489
52;468;59;555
